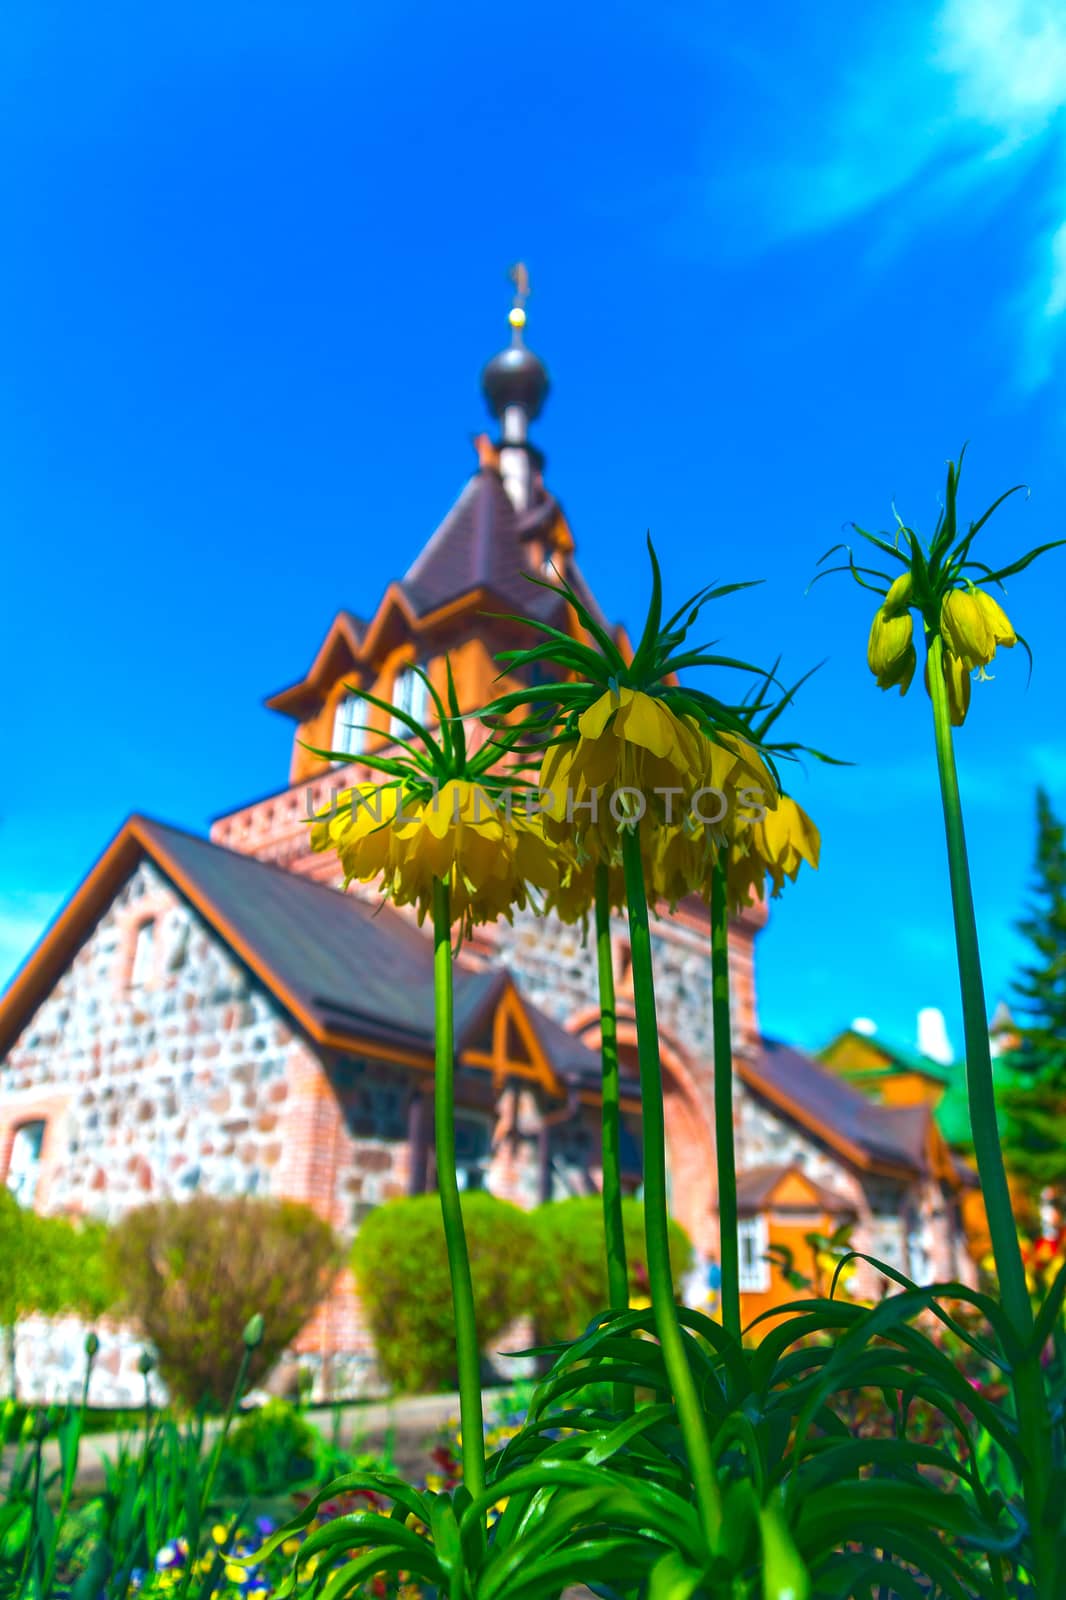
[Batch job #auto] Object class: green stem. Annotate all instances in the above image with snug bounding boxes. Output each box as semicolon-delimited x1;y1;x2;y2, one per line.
620;826;721;1549
710;852;741;1342
199;1342;253;1519
432;876;486;1504
594;863;630;1415
927;632;1053;1586
595;865;629;1312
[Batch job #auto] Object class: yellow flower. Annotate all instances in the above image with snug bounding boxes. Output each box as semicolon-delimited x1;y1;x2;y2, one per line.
868;607;916;693
940;589;995;671
723;794;819;908
282;1537;301;1556
211;1526;228;1546
882;571;914;617
924;649;972;726
310;783;401;883
542;688;704;843
317;779;556;934
747;795;820;897
973;588;1016;650
392;780;506;889
224;1566;246;1585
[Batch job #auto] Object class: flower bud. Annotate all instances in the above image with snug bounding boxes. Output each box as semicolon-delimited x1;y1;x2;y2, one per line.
882;571;913;618
137;1350;155;1376
924;649;972;726
867;607;916;693
243;1313;265;1350
973;588;1016;648
940;589;995;671
85;1331;100;1359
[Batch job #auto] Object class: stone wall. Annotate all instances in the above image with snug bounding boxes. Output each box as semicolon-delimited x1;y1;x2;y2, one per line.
0;862;302;1215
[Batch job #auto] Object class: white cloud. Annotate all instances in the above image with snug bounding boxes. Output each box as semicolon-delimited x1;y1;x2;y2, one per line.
708;0;1066;385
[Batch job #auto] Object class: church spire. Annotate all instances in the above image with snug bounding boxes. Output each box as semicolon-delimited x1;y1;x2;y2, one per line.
480;263;550;510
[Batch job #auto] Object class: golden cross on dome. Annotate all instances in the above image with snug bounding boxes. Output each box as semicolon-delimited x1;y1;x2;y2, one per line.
508;262;529;330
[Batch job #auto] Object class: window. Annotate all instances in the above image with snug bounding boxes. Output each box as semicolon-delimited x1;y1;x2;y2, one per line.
331;693;366;762
430;1115;490;1193
906;1212;934;1286
391;666;428;737
737;1215;770;1292
130;918;156;989
6;1120;45;1208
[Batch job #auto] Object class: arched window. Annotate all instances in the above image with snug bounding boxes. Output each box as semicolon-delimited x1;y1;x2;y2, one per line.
6;1120;46;1208
331;692;366;763
391;666;428;736
130;918;156;989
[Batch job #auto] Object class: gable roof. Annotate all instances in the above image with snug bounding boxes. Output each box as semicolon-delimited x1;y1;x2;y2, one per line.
734;1163;857;1215
821;1027;956;1087
0;817;607;1099
744;1038;974;1184
265;610;366;720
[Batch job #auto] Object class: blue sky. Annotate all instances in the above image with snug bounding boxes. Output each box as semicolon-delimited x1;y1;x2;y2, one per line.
3;0;1066;1057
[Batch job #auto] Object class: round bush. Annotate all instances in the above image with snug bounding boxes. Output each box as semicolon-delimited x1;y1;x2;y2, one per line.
351;1193;550;1394
530;1196;693;1344
107;1195;342;1410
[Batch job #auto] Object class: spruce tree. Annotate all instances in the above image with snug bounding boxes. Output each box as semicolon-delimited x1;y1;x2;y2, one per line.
998;787;1066;1209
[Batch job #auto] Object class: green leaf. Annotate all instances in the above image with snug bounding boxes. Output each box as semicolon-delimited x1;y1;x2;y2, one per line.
646;1548;709;1600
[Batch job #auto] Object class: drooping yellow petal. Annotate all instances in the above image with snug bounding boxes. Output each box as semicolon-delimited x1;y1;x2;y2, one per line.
973;589;1016;648
940;589;995;671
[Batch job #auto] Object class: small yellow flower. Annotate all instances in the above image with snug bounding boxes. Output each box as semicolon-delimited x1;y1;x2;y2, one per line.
746;795;820;898
940;589;995;671
925;649;972;726
882;571;914;617
973;588;1016;649
211;1526;228;1546
282;1537;301;1557
868;607;916;693
224;1566;246;1584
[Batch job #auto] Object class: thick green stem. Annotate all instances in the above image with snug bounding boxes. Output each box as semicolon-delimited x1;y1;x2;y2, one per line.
620;827;721;1549
710;852;741;1342
432;877;486;1503
595;865;630;1316
595;864;630;1416
927;633;1053;1586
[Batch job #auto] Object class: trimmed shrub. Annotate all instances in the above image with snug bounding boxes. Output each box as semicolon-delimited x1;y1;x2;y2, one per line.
107;1196;342;1410
0;1189;117;1327
530;1197;693;1344
352;1193;549;1394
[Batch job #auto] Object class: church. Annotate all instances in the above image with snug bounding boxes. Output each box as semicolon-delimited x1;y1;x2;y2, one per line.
0;287;978;1402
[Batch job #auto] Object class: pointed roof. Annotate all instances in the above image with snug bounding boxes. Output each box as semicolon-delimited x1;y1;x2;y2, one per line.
0;817;607;1099
400;467;612;633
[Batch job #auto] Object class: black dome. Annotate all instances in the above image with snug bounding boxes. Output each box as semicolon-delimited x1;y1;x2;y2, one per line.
480;340;550;421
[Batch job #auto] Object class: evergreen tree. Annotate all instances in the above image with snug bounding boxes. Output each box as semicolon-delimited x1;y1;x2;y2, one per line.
998;787;1066;1209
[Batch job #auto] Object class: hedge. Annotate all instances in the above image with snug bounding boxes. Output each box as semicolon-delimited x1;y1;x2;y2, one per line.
352;1192;694;1393
352;1192;549;1394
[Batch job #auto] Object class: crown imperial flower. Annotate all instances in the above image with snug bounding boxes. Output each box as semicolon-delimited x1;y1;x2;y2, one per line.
940;588;996;672
867;607;916;693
